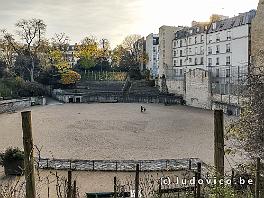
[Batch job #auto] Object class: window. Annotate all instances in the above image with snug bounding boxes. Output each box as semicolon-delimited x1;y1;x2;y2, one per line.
216;69;220;77
200;57;204;65
173;50;176;57
208;35;212;43
201;35;204;42
180;50;183;57
216;33;220;42
153;47;156;52
195;37;197;44
173;59;177;66
180;59;183;66
226;44;231;52
195;58;198;65
208;47;212;55
195;47;198;54
180;40;183;47
173;41;176;48
189;58;192;63
216;45;220;54
226;69;230;77
180;69;183;76
208;58;212;66
226;56;231;65
200;46;204;54
189;48;192;54
216;57;220;65
189;37;192;44
227;31;231;40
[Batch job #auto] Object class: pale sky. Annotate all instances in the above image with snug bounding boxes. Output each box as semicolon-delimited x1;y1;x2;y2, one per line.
0;0;259;48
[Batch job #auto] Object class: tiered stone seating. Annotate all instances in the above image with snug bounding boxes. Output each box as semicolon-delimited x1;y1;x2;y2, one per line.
75;81;126;94
129;80;160;96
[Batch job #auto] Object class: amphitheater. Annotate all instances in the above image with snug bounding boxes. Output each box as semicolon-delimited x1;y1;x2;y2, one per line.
0;80;217;197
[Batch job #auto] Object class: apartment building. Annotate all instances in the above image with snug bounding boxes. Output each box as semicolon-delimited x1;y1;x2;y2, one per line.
172;25;208;78
158;25;182;78
146;33;159;78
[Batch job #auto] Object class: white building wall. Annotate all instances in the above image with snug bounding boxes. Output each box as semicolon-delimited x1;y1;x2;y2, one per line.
146;33;159;78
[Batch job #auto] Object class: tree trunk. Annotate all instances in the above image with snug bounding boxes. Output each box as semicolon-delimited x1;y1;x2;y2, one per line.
30;68;34;82
30;60;35;82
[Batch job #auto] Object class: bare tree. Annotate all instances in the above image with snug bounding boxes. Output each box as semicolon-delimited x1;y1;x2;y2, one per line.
121;34;142;53
15;19;47;82
51;33;70;52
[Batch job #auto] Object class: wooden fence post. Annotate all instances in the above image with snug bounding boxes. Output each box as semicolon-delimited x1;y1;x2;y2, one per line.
255;157;260;198
189;159;192;170
214;110;224;177
196;162;201;198
67;170;72;198
21;111;36;198
73;180;77;198
114;176;117;198
135;164;140;198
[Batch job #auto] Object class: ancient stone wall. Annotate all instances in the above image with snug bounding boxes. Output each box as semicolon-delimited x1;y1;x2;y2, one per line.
0;97;46;114
185;69;211;109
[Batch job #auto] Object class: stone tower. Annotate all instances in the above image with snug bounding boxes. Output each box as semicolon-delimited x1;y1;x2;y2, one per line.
251;0;264;74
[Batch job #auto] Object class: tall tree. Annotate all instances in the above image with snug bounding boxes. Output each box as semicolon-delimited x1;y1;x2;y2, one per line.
1;19;47;82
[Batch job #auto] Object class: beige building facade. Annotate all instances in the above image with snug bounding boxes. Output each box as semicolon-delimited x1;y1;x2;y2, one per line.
158;25;182;78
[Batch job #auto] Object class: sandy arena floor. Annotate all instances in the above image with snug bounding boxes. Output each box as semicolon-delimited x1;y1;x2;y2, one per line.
0;103;215;164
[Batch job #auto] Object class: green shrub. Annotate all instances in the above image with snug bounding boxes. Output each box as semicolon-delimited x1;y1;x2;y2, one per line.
0;147;24;165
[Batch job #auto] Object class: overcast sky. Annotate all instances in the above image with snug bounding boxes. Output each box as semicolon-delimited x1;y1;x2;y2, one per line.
0;0;259;48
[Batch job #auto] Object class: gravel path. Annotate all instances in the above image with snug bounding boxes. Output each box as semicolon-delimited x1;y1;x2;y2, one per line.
0;103;214;164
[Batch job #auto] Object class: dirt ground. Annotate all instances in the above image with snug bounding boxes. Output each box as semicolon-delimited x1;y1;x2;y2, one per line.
0;103;215;163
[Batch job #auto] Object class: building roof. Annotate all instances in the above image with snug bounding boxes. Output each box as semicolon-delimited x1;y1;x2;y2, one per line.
174;10;256;40
207;10;256;33
175;25;207;40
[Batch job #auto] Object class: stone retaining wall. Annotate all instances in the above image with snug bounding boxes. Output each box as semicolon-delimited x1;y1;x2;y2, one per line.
0;97;46;114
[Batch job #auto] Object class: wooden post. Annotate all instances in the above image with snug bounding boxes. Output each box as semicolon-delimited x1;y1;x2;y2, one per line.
196;162;201;198
135;164;140;198
189;159;192;170
255;157;260;198
21;111;36;198
231;168;234;187
73;180;77;198
67;170;72;198
214;110;224;177
114;176;117;198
